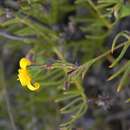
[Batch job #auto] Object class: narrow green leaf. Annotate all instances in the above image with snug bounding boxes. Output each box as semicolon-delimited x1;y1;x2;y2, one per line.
117;64;130;92
55;93;79;103
108;63;128;81
60;98;82;112
119;5;130;19
111;31;129;53
109;42;130;68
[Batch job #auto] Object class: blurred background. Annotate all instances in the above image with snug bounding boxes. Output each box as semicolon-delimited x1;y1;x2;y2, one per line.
0;0;130;130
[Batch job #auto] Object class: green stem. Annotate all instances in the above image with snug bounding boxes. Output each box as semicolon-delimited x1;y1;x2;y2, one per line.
74;80;87;103
93;42;126;63
87;0;112;29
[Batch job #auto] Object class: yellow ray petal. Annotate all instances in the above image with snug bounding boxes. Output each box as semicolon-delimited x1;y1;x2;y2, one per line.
18;69;31;86
20;58;31;69
27;82;40;91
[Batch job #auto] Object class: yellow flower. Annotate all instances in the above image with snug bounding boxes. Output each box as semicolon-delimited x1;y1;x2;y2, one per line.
17;57;40;91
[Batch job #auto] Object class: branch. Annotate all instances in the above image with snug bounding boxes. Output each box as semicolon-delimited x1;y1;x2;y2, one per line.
0;29;36;41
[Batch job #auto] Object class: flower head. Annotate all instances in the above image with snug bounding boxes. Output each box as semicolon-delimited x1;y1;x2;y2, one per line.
18;57;40;91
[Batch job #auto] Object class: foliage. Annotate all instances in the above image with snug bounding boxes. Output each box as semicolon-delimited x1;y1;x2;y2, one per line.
0;0;130;130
